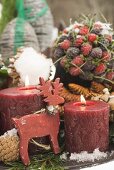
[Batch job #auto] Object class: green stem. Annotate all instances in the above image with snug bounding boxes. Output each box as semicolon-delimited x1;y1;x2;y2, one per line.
70;61;87;75
98;41;109;52
94;75;114;84
53;56;65;65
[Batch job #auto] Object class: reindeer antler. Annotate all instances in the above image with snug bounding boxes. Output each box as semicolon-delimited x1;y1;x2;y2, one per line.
52;78;63;95
38;77;64;106
38;77;52;97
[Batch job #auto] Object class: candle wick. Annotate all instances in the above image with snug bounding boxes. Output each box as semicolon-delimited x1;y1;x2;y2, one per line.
81;103;86;107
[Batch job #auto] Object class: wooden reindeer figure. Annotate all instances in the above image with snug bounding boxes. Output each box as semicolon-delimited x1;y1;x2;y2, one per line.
12;78;64;166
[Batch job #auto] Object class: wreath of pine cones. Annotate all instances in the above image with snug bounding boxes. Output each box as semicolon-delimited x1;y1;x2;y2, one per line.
54;16;114;88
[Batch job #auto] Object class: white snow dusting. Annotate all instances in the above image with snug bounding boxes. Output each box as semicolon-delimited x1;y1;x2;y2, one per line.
61;149;107;162
0;128;17;138
14;47;55;85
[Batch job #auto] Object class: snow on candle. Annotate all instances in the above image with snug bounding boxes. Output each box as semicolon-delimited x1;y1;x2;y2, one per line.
14;47;56;85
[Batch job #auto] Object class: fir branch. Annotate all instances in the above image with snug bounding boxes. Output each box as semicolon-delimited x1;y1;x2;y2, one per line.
6;161;26;170
7;152;65;170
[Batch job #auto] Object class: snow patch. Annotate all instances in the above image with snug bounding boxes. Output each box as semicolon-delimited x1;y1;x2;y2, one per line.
0;128;17;138
61;149;107;162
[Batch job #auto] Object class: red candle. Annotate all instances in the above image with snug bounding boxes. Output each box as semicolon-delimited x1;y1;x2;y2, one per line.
64;100;110;153
0;87;44;135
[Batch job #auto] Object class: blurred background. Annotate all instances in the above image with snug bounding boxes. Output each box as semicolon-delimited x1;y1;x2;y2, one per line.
47;0;114;27
0;0;114;58
1;0;114;28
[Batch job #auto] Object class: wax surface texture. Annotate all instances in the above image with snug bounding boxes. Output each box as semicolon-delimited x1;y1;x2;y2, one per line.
64;101;110;153
0;87;43;134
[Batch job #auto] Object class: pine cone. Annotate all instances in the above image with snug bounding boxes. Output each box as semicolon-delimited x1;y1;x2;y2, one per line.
58;105;64;115
7;48;24;86
0;129;19;163
91;81;105;93
59;87;80;102
68;83;90;98
89;90;101;98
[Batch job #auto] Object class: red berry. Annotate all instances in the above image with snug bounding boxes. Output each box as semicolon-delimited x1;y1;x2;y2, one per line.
71;56;84;66
106;71;114;80
104;34;112;42
60;56;67;67
102;51;111;61
93;23;102;29
94;63;107;75
69;67;81;76
81;43;92;56
73;24;80;29
79;26;89;35
60;40;71;50
75;37;84;47
88;33;97;42
63;29;68;34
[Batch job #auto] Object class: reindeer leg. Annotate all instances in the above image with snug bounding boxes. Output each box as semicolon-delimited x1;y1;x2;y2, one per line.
49;134;60;154
19;138;30;166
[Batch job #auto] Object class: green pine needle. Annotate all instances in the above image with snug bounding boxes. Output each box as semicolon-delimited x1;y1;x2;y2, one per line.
94;75;114;85
6;152;65;170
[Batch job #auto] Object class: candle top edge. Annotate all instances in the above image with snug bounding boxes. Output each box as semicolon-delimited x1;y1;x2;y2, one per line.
0;87;40;96
64;100;110;112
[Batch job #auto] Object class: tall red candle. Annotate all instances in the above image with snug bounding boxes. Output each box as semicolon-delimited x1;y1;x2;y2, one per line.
0;87;44;135
64;100;110;153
